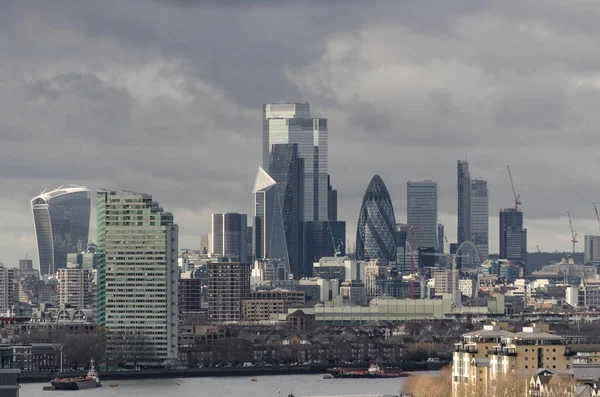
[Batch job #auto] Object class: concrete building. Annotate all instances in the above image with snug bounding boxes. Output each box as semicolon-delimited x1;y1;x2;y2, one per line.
250;289;304;310
298;278;339;303
566;277;600;309
432;268;455;295
241;300;285;322
207;262;251;322
263;103;328;222
584;235;600;264
97;189;179;365
458;278;478;299
340;281;367;306
211;213;248;262
407;181;438;251
57;264;92;309
31;186;91;275
0;264;15;313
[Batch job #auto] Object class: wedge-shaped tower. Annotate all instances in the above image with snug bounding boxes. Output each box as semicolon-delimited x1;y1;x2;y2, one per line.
252;167;290;270
355;175;397;263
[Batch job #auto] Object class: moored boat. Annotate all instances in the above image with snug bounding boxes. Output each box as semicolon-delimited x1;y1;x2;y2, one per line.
327;362;409;379
51;359;102;390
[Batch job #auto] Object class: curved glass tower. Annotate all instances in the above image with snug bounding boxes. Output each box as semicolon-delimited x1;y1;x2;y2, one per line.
355;175;397;262
31;186;91;275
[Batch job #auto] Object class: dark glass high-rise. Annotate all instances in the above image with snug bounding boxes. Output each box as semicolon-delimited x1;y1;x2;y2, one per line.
355;175;397;263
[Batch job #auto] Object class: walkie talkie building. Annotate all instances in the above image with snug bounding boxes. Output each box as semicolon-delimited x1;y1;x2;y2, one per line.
31;186;91;275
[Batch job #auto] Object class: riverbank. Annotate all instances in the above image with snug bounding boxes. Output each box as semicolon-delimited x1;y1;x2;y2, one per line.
19;361;447;383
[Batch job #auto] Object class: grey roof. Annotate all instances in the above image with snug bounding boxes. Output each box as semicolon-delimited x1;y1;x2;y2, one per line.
462;329;514;339
513;331;562;341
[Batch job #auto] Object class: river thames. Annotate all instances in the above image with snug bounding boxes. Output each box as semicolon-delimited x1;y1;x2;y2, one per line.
22;374;409;396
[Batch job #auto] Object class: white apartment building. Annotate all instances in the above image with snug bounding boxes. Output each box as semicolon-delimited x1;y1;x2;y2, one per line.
57;264;93;308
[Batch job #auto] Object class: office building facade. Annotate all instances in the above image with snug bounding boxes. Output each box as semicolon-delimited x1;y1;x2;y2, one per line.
356;175;397;263
584;235;600;263
31;186;91;275
457;161;470;247
252;167;290;271
207;262;251;322
262;103;328;221
499;208;527;267
211;213;248;262
304;221;346;278
268;143;304;278
97;190;178;365
407;181;438;251
470;179;489;260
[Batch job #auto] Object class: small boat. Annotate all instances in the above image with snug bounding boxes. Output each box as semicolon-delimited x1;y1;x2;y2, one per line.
251;378;258;382
109;384;119;387
50;359;102;390
323;374;334;379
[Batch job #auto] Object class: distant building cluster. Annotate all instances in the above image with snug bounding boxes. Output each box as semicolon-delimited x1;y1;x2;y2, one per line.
4;101;600;374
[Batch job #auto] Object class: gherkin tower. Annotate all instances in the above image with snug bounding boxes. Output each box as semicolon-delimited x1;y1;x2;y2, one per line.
355;175;397;262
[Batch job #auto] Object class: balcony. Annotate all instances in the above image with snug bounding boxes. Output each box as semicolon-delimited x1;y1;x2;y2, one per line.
454;344;478;354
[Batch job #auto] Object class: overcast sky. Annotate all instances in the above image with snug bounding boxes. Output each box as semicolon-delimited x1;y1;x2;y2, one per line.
2;0;600;268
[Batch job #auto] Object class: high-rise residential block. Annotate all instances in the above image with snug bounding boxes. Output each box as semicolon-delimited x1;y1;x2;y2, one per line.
470;179;489;260
211;213;248;262
253;167;290;271
457;161;470;247
207;262;251;322
57;264;93;309
499;208;527;267
356;175;396;263
268;143;304;278
0;264;15;313
584;235;600;263
97;189;178;365
263;103;328;221
407;180;438;251
31;186;91;275
178;276;202;313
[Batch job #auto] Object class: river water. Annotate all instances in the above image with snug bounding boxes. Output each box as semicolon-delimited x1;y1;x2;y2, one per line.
22;374;409;397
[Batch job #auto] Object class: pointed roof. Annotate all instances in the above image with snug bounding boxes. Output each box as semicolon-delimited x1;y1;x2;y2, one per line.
363;175;391;201
253;166;277;193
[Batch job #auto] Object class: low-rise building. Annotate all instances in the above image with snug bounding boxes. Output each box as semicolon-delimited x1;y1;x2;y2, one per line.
241;300;285;322
250;289;305;310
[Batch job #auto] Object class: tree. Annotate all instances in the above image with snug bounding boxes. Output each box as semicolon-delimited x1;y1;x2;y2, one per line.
106;330;154;368
63;330;105;369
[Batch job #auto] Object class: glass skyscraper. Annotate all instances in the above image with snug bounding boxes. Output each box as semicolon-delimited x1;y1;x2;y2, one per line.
211;213;249;262
252;167;289;271
355;175;397;263
262;103;328;221
499;208;527;267
31;186;91;275
96;189;178;365
470;179;489;259
407;180;438;251
268;143;304;278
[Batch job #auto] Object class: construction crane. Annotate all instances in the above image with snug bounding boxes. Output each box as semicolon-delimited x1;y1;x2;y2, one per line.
593;201;600;230
326;219;342;257
506;165;521;211
566;210;578;255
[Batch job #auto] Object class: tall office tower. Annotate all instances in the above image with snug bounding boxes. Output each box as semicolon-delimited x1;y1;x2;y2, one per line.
200;234;209;255
457;161;470;247
327;175;338;221
395;223;410;273
31;186;91;275
0;264;15;312
356;175;397;263
252;167;290;270
207;262;251;322
211;213;248;262
470;179;489;260
262;103;328;221
19;259;33;272
499;208;528;267
407;181;438;251
268;143;304;278
97;190;178;365
57;264;93;309
438;224;445;254
584;235;600;263
304;220;346;277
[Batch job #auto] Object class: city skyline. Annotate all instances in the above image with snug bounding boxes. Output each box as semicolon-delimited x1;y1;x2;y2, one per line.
3;2;600;267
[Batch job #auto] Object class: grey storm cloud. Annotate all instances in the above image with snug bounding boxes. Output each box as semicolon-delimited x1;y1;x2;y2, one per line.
2;0;600;267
